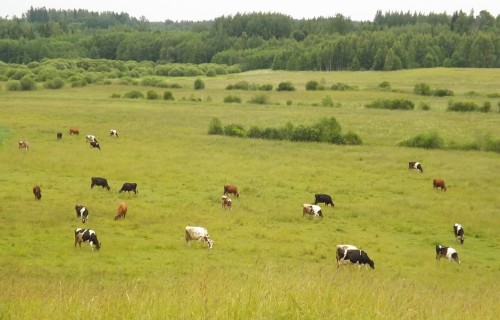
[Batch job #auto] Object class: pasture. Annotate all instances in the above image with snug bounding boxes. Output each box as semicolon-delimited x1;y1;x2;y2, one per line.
0;68;499;319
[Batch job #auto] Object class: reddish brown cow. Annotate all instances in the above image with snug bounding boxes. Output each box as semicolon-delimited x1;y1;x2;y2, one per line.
221;195;232;209
18;141;29;150
115;202;127;220
32;185;42;200
433;179;447;191
69;128;80;135
223;184;239;198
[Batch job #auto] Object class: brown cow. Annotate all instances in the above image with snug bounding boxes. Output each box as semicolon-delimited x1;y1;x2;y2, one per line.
115;202;127;220
32;185;42;200
69;128;80;135
18;141;29;150
221;195;232;209
433;179;447;191
223;184;239;198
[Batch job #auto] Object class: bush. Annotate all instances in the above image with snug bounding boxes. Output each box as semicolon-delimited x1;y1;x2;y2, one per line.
332;82;357;91
247;126;263;139
413;83;432;96
44;77;65;89
20;76;37;91
163;91;174;101
291;126;320;142
194;79;205;90
399;131;445;149
378;81;391;90
341;131;363;145
205;69;217;77
447;101;478;112
223;95;242;103
321;96;334;107
111;93;121;98
6;80;22;91
276;81;295;91
123;90;144;99
208;117;223;135
479;101;491;113
365;99;414;110
223;124;245;137
146;90;159;100
432;88;454;97
419;102;431;111
306;80;319;91
248;94;270;105
258;84;273;91
226;81;249;90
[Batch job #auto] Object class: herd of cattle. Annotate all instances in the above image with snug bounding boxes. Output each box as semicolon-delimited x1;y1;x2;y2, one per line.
24;132;464;267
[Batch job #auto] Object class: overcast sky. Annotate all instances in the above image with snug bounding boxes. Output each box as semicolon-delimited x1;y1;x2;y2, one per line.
2;1;499;22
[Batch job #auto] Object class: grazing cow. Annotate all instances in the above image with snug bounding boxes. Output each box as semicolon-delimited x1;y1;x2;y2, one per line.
436;245;461;264
57;132;62;140
335;244;359;267
91;177;110;190
314;193;335;207
18;141;29;150
454;223;464;244
110;129;118;137
336;247;375;269
75;204;89;223
185;226;214;249
69;128;79;135
115;202;127;220
303;204;323;218
223;184;239;198
221;195;232;209
433;179;447;191
119;183;138;194
408;161;423;173
74;228;101;251
90;140;101;150
86;134;97;143
32;185;42;200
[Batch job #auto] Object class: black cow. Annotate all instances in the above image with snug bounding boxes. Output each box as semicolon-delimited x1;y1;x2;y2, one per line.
314;194;334;207
119;183;138;194
90;140;101;150
57;132;62;140
75;204;89;223
91;177;110;190
336;247;375;269
74;228;101;251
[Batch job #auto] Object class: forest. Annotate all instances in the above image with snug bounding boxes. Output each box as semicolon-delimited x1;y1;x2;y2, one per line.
0;7;499;70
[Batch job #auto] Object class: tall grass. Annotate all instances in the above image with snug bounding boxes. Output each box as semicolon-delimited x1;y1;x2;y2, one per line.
0;69;499;319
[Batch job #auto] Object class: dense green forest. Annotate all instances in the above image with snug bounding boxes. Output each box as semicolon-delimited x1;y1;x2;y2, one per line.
0;7;499;70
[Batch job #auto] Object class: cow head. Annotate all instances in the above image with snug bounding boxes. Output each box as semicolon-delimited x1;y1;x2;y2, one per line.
204;236;214;249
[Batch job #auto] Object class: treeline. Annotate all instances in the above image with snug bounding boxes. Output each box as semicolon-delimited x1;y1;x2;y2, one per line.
0;8;499;69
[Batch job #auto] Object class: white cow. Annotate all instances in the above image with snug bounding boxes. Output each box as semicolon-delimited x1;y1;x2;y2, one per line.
303;204;323;218
185;226;214;249
110;129;118;137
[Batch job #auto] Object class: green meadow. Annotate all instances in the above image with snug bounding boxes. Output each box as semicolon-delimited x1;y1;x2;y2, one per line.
0;68;499;319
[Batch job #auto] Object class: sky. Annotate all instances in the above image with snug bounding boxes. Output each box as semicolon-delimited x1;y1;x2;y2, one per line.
1;1;499;22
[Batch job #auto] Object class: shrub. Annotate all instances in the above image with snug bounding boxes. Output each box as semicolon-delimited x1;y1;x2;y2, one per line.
111;93;121;98
146;90;159;100
258;84;273;91
316;117;342;143
20;76;37;91
223;95;242;103
262;127;287;140
247;126;263;139
378;81;391;90
123;90;144;99
321;96;334;107
208;117;223;135
44;77;65;89
194;79;205;90
432;88;454;97
486;93;500;98
341;131;363;145
419;102;431;111
248;94;270;105
226;81;249;90
291;126;320;142
6;80;22;91
399;132;445;149
306;80;319;91
163;91;174;101
332;82;357;91
205;69;217;77
413;83;432;96
365;99;414;110
447;101;478;112
479;101;491;113
276;81;295;91
223;124;245;137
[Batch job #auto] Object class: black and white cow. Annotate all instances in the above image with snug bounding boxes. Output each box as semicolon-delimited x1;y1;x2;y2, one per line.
74;228;101;251
303;204;323;218
436;245;461;264
453;223;464;244
91;177;110;190
110;129;118;137
408;161;423;173
90;140;101;150
314;194;335;207
119;183;138;194
336;246;375;269
75;204;89;223
85;135;97;143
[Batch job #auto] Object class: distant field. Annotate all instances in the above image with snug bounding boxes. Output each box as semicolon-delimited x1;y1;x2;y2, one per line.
0;68;499;319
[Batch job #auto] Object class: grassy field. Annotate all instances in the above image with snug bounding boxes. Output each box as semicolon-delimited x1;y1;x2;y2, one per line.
0;68;499;319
